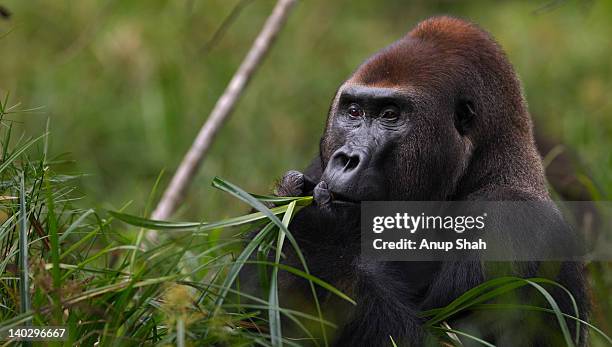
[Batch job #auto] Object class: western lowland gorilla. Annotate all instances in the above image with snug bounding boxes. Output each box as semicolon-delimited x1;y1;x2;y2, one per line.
256;16;589;346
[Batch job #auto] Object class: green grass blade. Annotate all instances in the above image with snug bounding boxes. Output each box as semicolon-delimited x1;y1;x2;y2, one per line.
0;134;46;175
470;304;612;344
58;208;95;242
44;168;62;322
132;169;165;271
422;277;523;324
429;326;495;347
222;304;337;328
214;223;276;309
249;193;313;205
523;278;581;346
60;202;131;259
524;280;574;347
186;280;339;329
202;260;355;306
269;200;296;347
109;205;289;231
2;121;13;161
18;173;31;325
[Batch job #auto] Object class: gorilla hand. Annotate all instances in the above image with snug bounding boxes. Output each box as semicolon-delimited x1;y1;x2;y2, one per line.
275;170;318;197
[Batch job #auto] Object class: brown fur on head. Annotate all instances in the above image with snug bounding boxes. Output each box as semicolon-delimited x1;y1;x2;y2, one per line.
320;16;547;201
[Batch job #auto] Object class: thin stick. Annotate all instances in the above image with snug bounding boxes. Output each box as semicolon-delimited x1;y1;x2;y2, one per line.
148;0;297;239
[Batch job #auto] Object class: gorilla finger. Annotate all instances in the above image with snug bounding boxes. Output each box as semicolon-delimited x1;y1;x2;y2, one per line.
276;170;305;197
313;181;332;208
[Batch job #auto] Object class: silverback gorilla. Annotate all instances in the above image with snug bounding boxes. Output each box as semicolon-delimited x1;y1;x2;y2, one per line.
264;16;588;346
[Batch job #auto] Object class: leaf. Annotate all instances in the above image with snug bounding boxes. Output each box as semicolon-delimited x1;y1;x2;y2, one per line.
59;208;95;242
213;222;276;310
468;304;612;345
109;205;290;231
429;326;494;347
269;200;296;346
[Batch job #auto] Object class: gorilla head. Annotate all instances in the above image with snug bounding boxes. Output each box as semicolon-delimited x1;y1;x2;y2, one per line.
317;16;545;203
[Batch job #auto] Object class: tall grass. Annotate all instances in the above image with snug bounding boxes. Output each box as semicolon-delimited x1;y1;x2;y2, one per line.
0;93;349;345
0;95;611;346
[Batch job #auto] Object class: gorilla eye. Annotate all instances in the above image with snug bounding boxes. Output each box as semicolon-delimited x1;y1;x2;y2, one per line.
380;107;399;120
347;104;364;119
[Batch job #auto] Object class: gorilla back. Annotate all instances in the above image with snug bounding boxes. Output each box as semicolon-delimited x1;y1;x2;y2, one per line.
265;16;588;347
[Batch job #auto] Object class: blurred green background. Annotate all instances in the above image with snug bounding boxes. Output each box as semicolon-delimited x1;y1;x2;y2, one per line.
0;0;610;222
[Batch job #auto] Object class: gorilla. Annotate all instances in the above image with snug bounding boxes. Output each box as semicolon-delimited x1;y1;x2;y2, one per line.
260;16;589;346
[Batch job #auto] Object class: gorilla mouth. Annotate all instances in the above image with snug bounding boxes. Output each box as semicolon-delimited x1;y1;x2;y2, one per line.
313;180;362;207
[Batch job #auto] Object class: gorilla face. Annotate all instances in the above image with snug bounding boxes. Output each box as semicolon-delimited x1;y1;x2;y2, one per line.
319;74;475;203
320;85;413;202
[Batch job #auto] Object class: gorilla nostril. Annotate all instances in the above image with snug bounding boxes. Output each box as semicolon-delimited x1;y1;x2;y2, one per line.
332;153;348;168
344;155;360;171
332;151;361;173
333;153;360;171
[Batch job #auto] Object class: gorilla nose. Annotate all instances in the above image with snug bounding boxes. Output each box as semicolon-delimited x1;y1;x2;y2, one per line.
332;151;361;173
324;146;369;196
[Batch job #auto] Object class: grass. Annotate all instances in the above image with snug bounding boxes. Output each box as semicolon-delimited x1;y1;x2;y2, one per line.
0;93;350;344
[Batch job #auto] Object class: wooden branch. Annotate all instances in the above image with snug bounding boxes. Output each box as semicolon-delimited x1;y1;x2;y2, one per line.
148;0;297;239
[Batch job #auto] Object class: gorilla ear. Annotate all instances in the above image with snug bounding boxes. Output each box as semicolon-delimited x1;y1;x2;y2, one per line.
454;99;476;135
